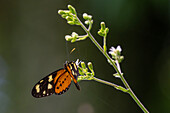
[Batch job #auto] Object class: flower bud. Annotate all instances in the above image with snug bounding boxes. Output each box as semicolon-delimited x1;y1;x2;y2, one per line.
71;32;78;38
58;10;64;15
65;35;72;41
78;67;84;75
85;20;89;25
61;14;67;18
118;56;124;63
66;16;72;21
67;21;75;25
81;62;86;69
105;28;109;34
68;5;77;15
83;13;92;20
113;73;120;78
101;22;105;30
58;10;70;15
98;30;105;37
88;62;93;71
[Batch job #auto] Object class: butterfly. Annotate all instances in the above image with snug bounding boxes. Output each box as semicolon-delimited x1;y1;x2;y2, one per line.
31;61;80;98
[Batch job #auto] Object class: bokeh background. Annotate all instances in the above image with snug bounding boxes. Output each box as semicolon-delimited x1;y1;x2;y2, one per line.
0;0;169;113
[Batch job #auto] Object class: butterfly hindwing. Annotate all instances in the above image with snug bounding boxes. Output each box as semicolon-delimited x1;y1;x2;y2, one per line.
54;71;72;95
31;69;66;98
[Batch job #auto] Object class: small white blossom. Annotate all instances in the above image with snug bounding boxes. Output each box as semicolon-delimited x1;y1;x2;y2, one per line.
116;45;122;52
75;59;81;66
109;47;116;55
109;45;122;56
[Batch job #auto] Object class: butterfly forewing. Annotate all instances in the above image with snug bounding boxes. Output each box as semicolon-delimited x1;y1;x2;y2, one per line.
31;69;66;98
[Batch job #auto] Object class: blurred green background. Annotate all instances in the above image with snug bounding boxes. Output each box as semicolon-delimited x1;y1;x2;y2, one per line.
0;0;169;113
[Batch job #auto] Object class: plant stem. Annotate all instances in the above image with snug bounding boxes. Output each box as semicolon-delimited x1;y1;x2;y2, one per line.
93;77;148;113
114;60;149;113
128;89;149;113
92;77;119;88
75;15;149;113
103;36;107;53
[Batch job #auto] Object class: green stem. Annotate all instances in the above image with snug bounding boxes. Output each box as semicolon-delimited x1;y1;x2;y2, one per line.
114;60;149;113
103;36;107;53
128;89;149;113
92;77;128;93
75;15;149;113
88;20;92;31
92;76;119;88
93;77;148;113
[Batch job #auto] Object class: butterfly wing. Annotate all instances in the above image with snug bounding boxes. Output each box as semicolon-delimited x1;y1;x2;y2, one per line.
32;61;80;98
31;69;66;98
54;71;72;95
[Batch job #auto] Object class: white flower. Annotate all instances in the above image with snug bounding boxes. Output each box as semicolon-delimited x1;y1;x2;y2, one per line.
116;45;122;52
109;45;122;56
75;59;81;66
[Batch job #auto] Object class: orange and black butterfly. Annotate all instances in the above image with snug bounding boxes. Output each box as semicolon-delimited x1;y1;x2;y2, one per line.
31;61;80;98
